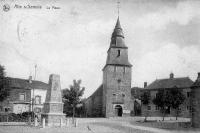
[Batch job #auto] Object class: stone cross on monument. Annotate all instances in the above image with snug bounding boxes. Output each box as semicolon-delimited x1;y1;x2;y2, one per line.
42;74;66;127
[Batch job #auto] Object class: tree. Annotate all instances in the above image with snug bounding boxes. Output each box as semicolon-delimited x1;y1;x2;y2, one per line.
153;89;172;121
76;98;87;117
169;88;185;120
0;65;9;102
140;91;150;121
133;100;141;116
62;80;85;119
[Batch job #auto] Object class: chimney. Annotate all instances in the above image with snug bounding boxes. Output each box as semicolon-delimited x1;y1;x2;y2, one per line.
29;76;32;83
144;82;147;88
170;73;174;79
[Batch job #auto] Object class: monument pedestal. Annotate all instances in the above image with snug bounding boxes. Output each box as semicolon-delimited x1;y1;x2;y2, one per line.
42;113;66;127
42;74;66;127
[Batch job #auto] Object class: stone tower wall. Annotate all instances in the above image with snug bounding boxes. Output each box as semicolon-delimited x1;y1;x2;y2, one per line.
103;65;132;117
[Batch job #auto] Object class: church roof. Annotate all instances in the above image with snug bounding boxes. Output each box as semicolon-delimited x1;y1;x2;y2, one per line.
104;17;132;68
110;17;127;48
87;84;103;100
144;77;193;90
106;55;132;67
7;77;49;90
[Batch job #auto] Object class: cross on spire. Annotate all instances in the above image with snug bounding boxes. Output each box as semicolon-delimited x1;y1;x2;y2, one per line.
117;0;120;17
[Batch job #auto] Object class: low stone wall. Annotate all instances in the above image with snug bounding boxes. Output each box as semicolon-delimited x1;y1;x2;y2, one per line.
150;121;191;129
134;120;192;129
0;122;27;126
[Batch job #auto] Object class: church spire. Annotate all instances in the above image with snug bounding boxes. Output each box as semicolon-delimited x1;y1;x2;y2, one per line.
110;17;126;48
104;17;132;68
115;17;122;29
103;1;132;69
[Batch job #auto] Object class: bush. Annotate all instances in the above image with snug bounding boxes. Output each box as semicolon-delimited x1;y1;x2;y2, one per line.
0;111;35;122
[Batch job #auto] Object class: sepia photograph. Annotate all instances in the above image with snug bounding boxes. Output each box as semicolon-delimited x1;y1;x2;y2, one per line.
0;0;200;132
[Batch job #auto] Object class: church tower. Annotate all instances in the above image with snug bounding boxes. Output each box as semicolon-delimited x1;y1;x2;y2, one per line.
102;17;133;117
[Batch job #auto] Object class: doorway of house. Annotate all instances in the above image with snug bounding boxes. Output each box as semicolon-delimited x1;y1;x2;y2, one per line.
115;105;123;116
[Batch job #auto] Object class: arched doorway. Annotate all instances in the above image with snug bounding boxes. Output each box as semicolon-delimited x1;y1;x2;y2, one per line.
115;105;123;116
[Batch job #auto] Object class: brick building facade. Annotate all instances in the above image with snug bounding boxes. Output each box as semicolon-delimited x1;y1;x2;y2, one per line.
85;17;133;117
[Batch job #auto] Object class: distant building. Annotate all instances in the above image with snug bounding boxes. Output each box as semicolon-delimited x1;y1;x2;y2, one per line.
141;73;193;118
131;86;143;116
85;17;133;117
0;76;49;114
191;72;200;127
131;87;143;100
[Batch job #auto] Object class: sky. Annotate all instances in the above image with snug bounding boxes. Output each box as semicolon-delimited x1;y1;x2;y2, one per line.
0;0;200;98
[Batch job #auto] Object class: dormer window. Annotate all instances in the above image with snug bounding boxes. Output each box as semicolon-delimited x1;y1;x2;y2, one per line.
117;50;120;57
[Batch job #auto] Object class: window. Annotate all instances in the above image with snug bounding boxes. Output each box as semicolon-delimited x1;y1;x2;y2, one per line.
117;79;121;83
117;50;120;57
190;106;192;112
19;93;25;101
35;95;41;104
34;107;42;113
4;107;11;112
187;106;192;111
112;94;117;101
122;94;125;97
155;106;159;110
155;93;158;98
187;92;191;98
123;67;126;74
147;105;151;110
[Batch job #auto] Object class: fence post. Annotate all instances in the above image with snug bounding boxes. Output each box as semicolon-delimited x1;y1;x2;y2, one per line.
60;118;63;127
34;117;38;126
42;118;45;128
75;118;78;127
66;118;69;127
28;117;31;125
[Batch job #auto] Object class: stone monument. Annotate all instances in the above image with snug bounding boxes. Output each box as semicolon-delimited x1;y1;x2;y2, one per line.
191;72;200;128
42;74;66;127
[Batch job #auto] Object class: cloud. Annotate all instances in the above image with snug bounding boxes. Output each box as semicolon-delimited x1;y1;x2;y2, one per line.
0;41;33;78
0;0;200;97
70;7;80;17
156;18;200;47
135;1;200;30
133;43;200;87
